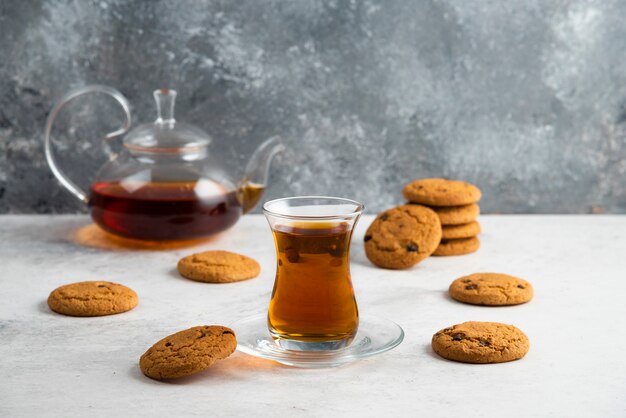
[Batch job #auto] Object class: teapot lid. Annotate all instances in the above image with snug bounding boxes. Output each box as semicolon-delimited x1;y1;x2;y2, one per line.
123;89;211;152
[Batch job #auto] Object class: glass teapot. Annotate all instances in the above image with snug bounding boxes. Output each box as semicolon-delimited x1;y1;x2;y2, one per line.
44;85;284;241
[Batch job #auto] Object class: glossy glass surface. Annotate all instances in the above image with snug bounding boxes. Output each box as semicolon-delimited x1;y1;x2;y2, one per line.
233;314;404;368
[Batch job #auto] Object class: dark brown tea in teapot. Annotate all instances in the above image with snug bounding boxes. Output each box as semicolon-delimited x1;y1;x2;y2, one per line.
89;180;262;240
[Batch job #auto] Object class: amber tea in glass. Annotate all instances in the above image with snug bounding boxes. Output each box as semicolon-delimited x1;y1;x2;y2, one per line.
263;196;363;350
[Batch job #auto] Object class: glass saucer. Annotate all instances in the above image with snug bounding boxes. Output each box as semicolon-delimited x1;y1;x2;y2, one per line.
231;314;404;368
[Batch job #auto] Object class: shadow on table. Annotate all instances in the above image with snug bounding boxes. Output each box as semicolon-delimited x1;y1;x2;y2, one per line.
421;343;444;361
68;224;217;252
37;300;56;316
168;267;187;283
350;244;372;268
441;290;457;303
129;352;288;385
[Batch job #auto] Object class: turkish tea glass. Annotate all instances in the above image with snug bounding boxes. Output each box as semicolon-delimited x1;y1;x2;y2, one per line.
263;196;363;350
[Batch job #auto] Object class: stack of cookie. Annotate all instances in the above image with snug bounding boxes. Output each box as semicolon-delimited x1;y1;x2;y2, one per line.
402;178;481;256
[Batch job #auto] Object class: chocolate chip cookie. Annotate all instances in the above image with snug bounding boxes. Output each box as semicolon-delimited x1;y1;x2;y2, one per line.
364;204;442;269
403;178;481;207
432;321;529;363
140;325;237;380
449;273;533;306
47;281;138;317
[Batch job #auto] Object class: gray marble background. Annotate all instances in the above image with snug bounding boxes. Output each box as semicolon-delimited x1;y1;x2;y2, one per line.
1;0;625;214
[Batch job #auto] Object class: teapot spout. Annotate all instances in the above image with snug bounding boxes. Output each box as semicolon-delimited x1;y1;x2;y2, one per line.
238;135;284;214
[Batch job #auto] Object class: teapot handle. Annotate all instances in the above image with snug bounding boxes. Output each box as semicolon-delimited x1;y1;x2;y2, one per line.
44;85;132;203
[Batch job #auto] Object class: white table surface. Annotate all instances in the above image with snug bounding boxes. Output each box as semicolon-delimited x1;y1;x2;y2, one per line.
1;214;625;417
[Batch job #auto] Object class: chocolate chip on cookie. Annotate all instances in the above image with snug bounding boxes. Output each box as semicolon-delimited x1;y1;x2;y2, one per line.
433;236;480;256
403;178;481;207
449;273;533;306
177;250;260;283
47;281;138;317
432;321;529;363
140;325;237;380
364;204;442;269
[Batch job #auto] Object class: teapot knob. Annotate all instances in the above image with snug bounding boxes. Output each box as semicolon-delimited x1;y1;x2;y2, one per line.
154;89;177;126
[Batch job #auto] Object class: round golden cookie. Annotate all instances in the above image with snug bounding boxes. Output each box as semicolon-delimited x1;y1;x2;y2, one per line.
177;250;260;283
449;273;533;306
140;325;236;380
433;237;480;256
432;321;530;364
441;221;481;240
364;204;442;269
403;178;481;207
47;281;138;317
431;203;480;225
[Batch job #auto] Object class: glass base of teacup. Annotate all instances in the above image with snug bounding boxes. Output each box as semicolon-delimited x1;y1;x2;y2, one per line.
233;314;404;368
270;333;356;351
